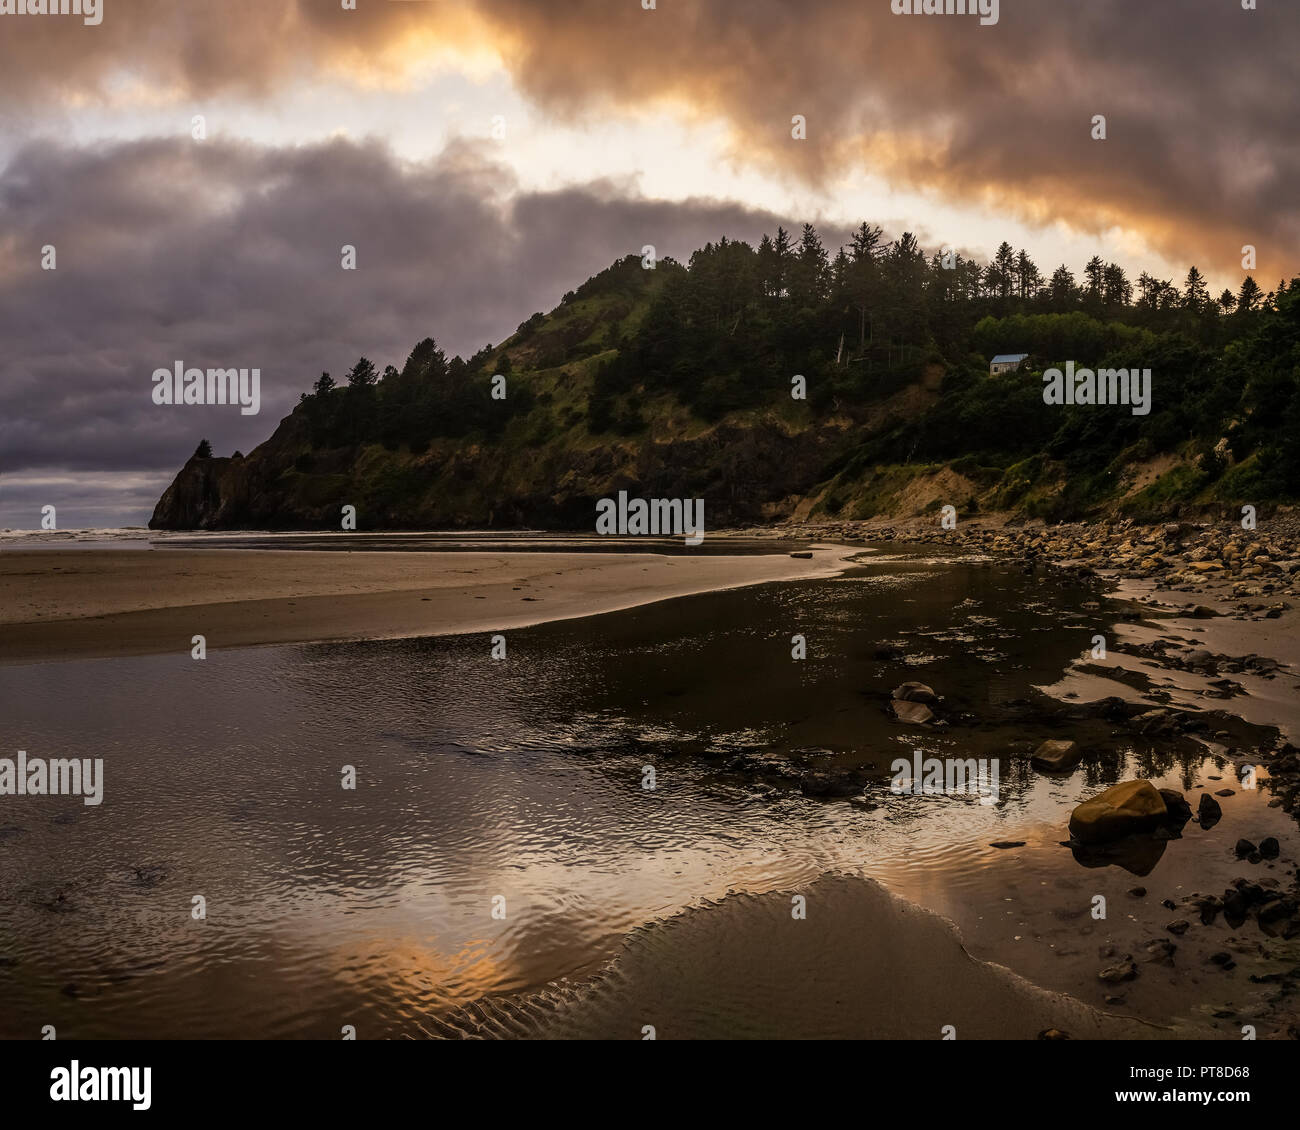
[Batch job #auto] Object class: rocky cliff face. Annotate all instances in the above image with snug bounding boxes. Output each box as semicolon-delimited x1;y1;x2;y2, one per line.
150;453;236;529
151;413;310;529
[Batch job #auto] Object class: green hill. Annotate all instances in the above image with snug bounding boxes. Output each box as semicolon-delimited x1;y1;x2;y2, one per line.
150;229;1300;530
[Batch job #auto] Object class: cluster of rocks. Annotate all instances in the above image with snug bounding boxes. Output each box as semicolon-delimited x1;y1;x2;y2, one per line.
1066;777;1293;855
1265;745;1300;814
780;512;1300;841
1106;876;1300;985
1119;636;1281;682
717;745;875;800
1069;779;1300;943
1072;778;1300;993
767;514;1300;1026
773;514;1300;613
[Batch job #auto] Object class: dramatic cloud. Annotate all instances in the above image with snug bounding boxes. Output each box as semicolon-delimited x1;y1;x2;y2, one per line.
2;1;1295;277
0;134;841;527
468;0;1299;277
0;0;434;108
1;0;1296;526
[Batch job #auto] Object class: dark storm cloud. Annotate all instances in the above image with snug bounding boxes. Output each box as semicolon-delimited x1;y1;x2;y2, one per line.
0;1;1294;276
0;134;848;526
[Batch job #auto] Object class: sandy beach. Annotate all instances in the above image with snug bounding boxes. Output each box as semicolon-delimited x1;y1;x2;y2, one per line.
0;543;853;664
429;872;1166;1040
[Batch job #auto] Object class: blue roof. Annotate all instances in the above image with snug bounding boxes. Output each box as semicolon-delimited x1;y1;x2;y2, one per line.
990;353;1029;364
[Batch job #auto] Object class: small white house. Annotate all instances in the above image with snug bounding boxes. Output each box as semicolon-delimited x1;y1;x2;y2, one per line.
989;353;1029;375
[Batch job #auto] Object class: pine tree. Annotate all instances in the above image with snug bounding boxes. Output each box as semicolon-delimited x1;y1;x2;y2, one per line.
401;338;447;384
1015;249;1042;300
792;223;829;307
848;223;884;351
992;242;1016;300
347;357;378;387
1183;265;1209;313
1083;255;1105;300
756;234;776;299
850;222;883;263
771;226;793;299
1137;272;1159;309
1102;262;1132;307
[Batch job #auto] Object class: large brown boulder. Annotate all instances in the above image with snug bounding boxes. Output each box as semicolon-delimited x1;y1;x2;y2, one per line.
1068;780;1167;844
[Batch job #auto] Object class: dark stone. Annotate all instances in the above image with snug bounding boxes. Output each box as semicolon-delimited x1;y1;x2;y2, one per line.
1234;879;1268;905
1133;709;1180;738
891;681;938;705
1099;959;1138;983
1031;740;1084;773
1157;789;1192;829
1223;890;1248;927
1144;939;1177;964
1258;899;1289;923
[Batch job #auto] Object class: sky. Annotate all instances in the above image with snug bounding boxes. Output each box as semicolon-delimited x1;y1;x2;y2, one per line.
1;0;1296;528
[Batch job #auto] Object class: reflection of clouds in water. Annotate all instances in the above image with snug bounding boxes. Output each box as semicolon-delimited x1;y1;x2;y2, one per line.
4;558;1284;1038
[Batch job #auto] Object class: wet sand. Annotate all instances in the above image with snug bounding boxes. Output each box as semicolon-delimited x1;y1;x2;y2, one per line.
0;544;853;664
1110;580;1300;740
428;873;1166;1040
6;528;1295;1040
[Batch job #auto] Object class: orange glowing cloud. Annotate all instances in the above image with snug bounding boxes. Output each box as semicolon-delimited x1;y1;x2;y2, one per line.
1;0;1295;280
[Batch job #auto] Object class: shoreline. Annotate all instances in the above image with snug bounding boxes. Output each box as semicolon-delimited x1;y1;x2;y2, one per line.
0;542;855;665
5;524;1299;1037
774;514;1300;734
